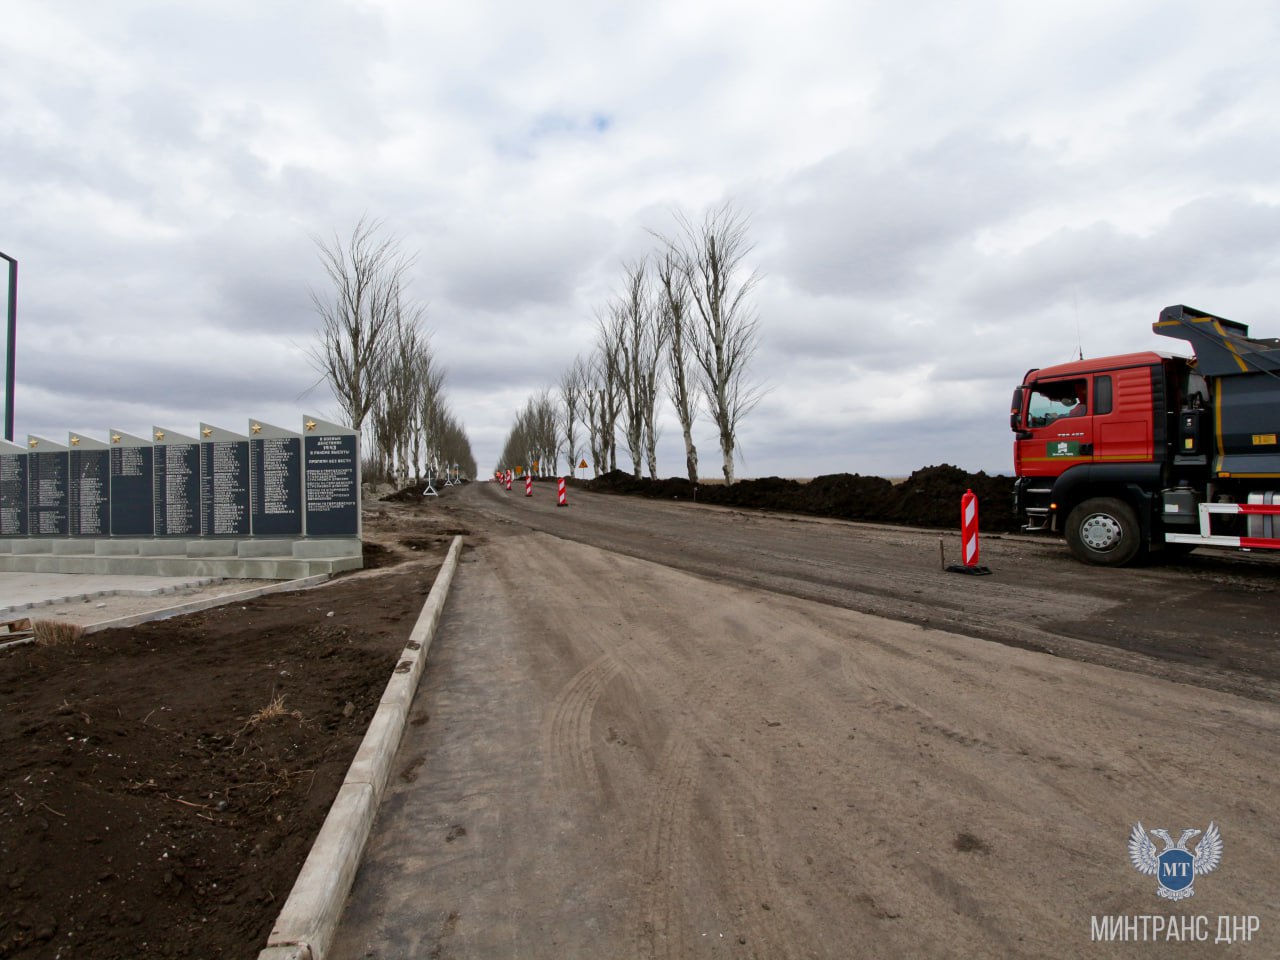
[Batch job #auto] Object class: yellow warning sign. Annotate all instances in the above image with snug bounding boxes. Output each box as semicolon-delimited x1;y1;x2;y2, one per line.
579;459;589;469
515;465;524;476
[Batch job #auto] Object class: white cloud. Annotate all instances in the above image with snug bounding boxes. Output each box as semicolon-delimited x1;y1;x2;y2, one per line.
4;0;1280;477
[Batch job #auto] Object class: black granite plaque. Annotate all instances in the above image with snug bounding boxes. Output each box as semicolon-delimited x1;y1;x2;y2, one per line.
68;438;110;536
28;441;69;536
250;422;302;536
153;431;201;537
200;425;250;537
110;431;154;536
304;420;359;536
0;444;27;537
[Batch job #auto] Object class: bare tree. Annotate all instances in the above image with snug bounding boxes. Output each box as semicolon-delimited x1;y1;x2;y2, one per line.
604;259;667;479
384;294;428;482
587;327;623;475
437;410;477;479
498;391;560;477
309;217;413;434
412;343;446;480
655;247;699;483
560;355;587;478
609;267;645;478
665;203;763;485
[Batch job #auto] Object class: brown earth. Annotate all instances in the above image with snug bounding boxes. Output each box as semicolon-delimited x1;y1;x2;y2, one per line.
333;482;1279;959
0;506;461;960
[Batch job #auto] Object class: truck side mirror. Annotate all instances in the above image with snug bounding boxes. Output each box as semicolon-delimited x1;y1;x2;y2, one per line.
1009;387;1025;431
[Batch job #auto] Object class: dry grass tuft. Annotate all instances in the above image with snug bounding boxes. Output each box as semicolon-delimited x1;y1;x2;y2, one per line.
33;620;85;647
242;692;304;730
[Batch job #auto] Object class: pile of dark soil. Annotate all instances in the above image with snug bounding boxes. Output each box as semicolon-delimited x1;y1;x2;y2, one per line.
380;479;470;503
0;559;437;960
584;465;1018;533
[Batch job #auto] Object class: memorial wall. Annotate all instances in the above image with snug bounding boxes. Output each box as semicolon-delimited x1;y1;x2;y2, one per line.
0;417;359;540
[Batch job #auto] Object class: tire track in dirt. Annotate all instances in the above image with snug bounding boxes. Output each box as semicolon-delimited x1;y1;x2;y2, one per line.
541;653;623;796
719;795;802;960
634;733;699;960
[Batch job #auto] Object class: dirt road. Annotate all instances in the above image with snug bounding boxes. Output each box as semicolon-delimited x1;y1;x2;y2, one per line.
331;484;1279;958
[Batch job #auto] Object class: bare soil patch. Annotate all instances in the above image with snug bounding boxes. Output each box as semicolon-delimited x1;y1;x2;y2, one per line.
0;502;454;960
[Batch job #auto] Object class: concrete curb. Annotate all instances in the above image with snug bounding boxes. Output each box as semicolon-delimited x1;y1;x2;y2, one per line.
81;575;334;635
0;577;222;615
257;535;465;960
0;576;335;652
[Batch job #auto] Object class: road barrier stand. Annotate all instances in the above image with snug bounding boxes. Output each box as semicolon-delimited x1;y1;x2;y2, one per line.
505;471;512;492
947;488;991;576
557;477;568;507
525;475;533;497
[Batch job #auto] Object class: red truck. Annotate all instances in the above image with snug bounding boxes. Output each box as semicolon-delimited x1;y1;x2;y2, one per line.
1010;304;1280;565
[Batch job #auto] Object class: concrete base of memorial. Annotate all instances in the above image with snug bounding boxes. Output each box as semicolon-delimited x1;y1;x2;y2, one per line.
0;538;362;579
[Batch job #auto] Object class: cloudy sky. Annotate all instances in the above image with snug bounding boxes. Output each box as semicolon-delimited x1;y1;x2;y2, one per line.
5;1;1280;479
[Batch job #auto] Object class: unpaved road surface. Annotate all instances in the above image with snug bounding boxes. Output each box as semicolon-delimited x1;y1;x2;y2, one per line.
333;483;1279;959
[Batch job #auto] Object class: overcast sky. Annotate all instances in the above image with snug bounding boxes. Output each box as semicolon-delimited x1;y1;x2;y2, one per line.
5;1;1280;479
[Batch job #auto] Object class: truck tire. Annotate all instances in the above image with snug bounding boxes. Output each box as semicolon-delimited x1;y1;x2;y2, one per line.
1065;497;1143;566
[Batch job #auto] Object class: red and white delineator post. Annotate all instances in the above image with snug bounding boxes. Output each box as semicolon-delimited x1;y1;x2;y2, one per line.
947;488;991;575
962;489;979;566
1164;499;1280;550
525;475;533;497
557;477;568;507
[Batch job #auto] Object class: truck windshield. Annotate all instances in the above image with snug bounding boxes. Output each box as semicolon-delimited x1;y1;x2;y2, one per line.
1026;378;1088;427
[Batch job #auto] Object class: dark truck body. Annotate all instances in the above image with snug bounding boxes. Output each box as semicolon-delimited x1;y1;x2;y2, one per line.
1010;305;1280;565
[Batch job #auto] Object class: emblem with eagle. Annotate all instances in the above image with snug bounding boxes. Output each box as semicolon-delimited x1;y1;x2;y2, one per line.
1128;822;1222;900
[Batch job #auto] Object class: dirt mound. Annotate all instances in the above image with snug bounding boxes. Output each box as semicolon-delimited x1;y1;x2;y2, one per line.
380;479;469;502
887;465;1018;532
585;466;1017;532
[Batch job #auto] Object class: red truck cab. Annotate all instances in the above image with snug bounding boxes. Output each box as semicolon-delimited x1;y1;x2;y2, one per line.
1012;306;1280;566
1011;351;1203;564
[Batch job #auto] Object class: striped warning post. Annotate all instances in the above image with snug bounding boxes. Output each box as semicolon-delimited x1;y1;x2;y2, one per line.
946;489;991;575
505;471;512;492
962;489;979;566
557;477;568;507
525;476;533;497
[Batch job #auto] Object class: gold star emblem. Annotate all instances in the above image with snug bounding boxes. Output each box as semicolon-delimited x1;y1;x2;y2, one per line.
251;423;262;434
111;434;122;444
202;427;213;438
154;430;165;441
305;419;317;431
27;438;38;448
70;436;81;445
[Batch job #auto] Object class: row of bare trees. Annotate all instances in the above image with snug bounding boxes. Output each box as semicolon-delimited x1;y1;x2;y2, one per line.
498;391;560;477
499;202;761;485
309;217;477;483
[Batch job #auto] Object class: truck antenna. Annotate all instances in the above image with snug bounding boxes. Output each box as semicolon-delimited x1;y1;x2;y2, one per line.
1074;293;1083;360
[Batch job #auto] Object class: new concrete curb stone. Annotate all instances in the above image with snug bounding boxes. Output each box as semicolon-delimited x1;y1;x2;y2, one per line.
257;535;465;960
81;575;335;635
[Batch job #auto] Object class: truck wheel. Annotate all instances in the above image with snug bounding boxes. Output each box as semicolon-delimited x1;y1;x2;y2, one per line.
1065;497;1142;566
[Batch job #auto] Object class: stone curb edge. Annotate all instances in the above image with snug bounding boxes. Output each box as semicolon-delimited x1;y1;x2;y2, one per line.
82;576;334;635
257;535;465;960
0;576;334;652
0;577;222;616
